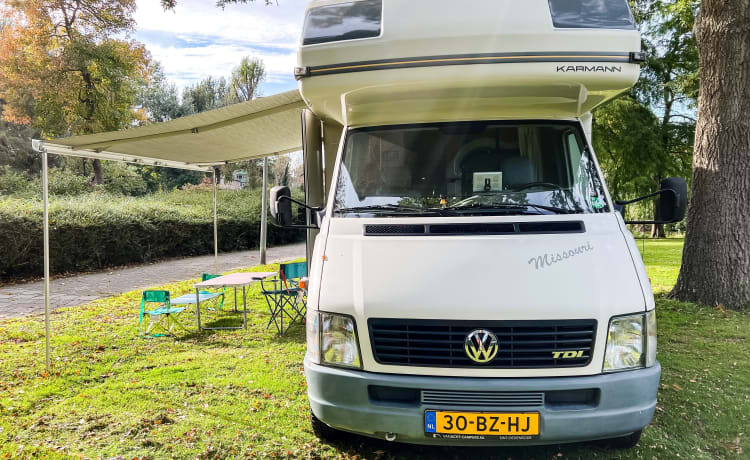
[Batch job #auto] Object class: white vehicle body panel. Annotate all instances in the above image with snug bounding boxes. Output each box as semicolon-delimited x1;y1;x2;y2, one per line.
298;0;641;126
298;0;660;445
313;213;650;378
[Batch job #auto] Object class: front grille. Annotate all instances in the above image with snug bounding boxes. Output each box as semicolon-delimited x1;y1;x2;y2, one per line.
364;221;585;236
364;224;425;235
368;319;596;368
422;390;545;408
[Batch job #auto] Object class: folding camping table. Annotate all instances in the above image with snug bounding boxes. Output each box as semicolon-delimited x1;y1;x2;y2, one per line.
192;272;276;331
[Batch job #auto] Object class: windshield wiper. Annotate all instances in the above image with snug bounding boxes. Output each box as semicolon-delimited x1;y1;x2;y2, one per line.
337;203;579;216
523;203;580;215
337;204;445;215
442;203;577;215
337;204;463;216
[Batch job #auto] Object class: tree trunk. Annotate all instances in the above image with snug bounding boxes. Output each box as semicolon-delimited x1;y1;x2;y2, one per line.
650;223;665;239
650;197;665;238
91;159;103;185
672;0;750;309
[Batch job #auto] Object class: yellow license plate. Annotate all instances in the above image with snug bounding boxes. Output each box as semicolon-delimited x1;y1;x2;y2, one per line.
425;411;540;439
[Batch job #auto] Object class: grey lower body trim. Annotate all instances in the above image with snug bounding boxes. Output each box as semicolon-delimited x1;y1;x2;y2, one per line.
306;360;660;446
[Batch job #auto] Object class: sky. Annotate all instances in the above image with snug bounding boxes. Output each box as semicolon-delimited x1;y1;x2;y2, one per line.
133;0;310;96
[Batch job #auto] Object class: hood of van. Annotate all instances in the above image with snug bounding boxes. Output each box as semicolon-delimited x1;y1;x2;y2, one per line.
317;214;647;322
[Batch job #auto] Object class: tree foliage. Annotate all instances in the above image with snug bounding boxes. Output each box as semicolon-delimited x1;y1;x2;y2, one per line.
182;76;230;114
593;0;698;235
0;119;44;173
228;56;266;103
593;97;664;200
137;63;192;123
0;0;152;183
159;0;277;10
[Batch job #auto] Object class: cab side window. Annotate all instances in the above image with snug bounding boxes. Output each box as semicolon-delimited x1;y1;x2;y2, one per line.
548;0;636;29
302;0;382;46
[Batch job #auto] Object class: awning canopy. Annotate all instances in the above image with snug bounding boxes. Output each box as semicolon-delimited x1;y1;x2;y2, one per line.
38;90;305;170
32;90;304;371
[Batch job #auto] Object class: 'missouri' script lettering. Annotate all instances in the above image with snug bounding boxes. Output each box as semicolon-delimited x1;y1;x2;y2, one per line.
528;242;594;270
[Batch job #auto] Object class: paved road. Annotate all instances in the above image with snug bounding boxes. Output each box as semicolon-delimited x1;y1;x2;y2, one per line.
0;243;306;320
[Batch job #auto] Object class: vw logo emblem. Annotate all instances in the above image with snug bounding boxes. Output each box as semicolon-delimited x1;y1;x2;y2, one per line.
465;329;499;363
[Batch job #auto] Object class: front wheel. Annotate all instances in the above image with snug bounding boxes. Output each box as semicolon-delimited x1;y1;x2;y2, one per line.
310;409;343;442
599;429;642;449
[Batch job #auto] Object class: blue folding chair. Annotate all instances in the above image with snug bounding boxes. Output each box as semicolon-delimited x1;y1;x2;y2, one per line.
138;290;188;337
169;273;226;317
261;262;308;334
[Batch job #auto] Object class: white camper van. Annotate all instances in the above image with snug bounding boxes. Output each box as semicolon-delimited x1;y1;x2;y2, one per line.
270;0;687;448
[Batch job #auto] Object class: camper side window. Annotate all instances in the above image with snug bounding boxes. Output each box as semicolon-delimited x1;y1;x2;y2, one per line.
548;0;636;29
302;0;382;46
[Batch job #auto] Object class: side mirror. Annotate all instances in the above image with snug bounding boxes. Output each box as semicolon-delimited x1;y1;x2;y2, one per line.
616;176;688;225
269;186;293;227
656;177;688;224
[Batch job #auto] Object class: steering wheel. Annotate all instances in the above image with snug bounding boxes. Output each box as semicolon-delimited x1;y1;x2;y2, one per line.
510;182;563;192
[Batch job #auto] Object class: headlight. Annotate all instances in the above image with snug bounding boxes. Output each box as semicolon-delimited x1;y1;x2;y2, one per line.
306;310;320;364
320;312;361;369
603;311;657;372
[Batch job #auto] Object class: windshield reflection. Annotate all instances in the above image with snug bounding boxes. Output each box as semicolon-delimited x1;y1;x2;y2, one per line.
334;121;608;217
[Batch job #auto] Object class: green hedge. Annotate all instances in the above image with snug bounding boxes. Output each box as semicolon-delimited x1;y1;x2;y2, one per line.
0;188;305;278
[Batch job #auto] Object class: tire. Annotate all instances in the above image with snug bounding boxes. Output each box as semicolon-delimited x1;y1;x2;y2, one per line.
599;429;643;450
310;409;342;442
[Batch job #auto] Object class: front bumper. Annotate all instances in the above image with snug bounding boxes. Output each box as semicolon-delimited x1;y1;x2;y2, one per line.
306;360;660;446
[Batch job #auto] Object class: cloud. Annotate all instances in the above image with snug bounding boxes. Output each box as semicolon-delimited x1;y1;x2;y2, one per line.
134;0;308;93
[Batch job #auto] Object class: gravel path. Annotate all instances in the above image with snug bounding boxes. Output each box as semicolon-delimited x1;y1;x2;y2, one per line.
0;243;305;320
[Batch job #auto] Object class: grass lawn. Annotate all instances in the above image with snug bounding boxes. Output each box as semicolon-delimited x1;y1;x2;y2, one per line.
1;239;748;459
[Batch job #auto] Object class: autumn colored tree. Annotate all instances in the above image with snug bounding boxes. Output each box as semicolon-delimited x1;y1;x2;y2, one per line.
160;0;276;10
0;0;151;184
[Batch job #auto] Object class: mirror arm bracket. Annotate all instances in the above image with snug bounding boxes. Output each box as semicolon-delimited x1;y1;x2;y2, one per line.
617;189;680;225
615;189;677;225
615;189;676;207
624;219;675;225
273;195;321;229
278;195;321;213
279;224;320;230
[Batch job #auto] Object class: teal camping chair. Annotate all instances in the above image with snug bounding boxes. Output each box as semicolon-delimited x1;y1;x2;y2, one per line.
261;262;308;334
138;290;188;337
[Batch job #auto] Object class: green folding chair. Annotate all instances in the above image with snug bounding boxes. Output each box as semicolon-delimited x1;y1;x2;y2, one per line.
199;273;226;312
261;262;308;334
138;290;188;337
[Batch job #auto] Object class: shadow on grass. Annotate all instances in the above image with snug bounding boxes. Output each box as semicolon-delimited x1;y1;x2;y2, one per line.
171;310;306;346
267;324;307;344
324;432;618;459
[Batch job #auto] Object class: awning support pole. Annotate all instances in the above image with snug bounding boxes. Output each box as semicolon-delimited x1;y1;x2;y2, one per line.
260;157;268;265
42;147;51;373
213;169;218;274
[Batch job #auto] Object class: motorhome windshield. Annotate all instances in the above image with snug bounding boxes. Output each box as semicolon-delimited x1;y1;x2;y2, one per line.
333;122;609;217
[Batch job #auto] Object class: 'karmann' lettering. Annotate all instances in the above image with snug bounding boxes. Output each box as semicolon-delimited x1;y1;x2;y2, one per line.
556;65;622;73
